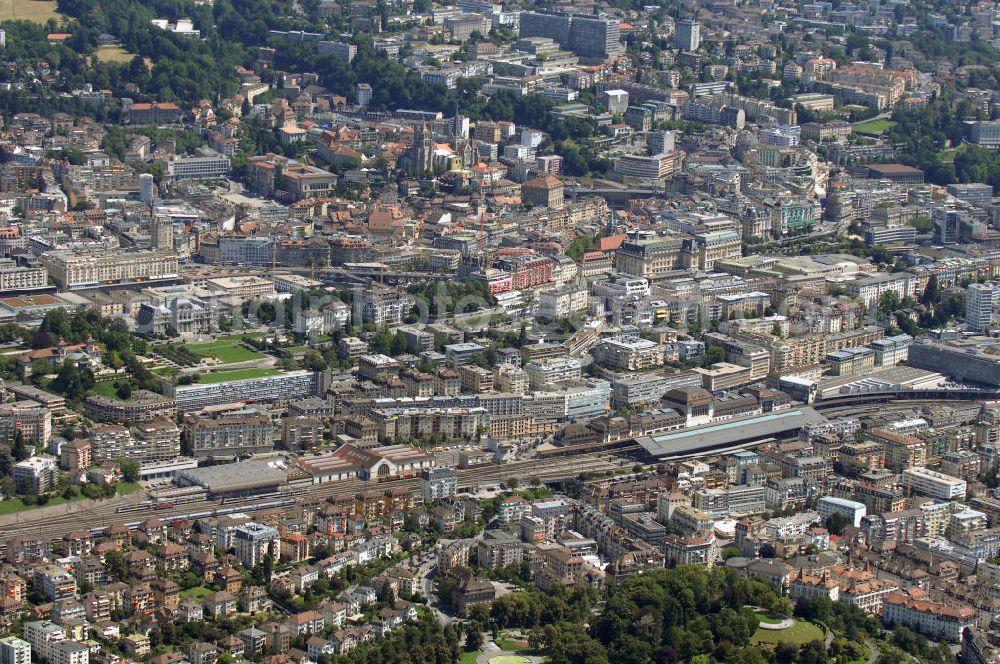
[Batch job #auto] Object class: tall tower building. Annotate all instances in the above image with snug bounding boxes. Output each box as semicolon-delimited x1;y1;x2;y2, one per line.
675;19;701;52
150;217;173;252
518;11;572;46
966;283;996;332
357;83;373;107
451;113;470;140
139;173;155;208
405;122;434;173
647;130;676;156
569;13;623;60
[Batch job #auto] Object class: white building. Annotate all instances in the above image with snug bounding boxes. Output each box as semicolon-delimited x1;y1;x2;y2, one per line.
966;283;996;333
882;591;976;642
13;456;57;495
901;467;967;501
817;496;867;527
872;334;912;367
233;522;280;570
23;622;65;664
421;467;457;500
165;149;231;180
524;357;582;390
0;637;30;664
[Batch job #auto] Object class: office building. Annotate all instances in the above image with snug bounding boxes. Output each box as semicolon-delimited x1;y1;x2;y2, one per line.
901;467;967;501
166;149;231;180
205;275;275;299
675;19;701;52
967;121;1000;148
149;216;172;250
966;283;996;333
613;152;675;179
41;251;179;290
569;14;622;60
317;41;356;62
519;11;572;46
817;496;867;528
647;130;675;156
518;11;621;60
947;182;993;206
0;262;47;293
139;173;154;207
170;370;319;410
357;83;373;107
601;89;629;115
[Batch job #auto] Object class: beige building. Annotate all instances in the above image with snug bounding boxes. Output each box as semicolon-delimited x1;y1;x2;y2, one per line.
205;276;276;300
521;175;564;209
41;251;179;290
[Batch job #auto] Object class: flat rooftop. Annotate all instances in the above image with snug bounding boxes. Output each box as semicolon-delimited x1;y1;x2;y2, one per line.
175;459;288;493
636;408;826;459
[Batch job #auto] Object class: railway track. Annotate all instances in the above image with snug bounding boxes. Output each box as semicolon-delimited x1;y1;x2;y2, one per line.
0;453;620;543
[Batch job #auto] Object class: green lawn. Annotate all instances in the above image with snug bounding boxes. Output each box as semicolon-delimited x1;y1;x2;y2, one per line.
117;482;142;496
195;368;282;384
751;620;825;646
0;493;79;516
186;336;265;364
94;45;134;63
0;481;140;515
152;366;175;376
180;586;213;602
757;614;784;624
846;643;871;664
852;118;896;135
459;652;479;664
0;0;63;23
91;381;125;400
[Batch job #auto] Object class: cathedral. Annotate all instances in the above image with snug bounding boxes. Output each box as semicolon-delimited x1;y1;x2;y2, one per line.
401;122;434;173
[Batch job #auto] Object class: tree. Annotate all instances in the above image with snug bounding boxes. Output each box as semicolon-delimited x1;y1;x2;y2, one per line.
464;622;483;652
11;431;27;462
117;458;140;483
105;550;128;581
921;274;940;306
824;512;851;536
878;290;902;315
